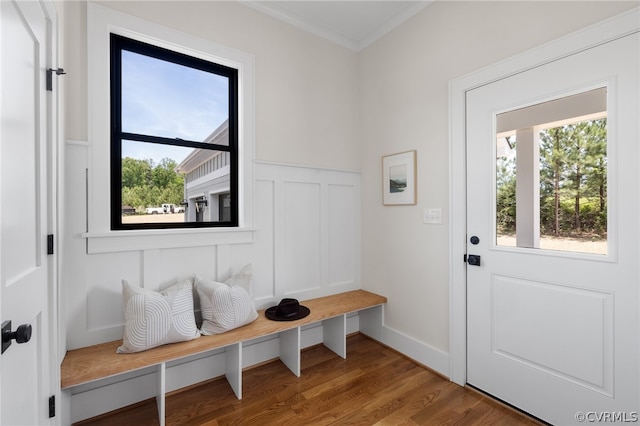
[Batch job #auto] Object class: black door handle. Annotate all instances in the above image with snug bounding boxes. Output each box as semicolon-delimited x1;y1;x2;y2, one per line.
1;321;32;354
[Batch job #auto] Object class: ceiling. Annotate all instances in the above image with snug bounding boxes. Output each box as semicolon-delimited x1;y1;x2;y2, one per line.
244;1;432;52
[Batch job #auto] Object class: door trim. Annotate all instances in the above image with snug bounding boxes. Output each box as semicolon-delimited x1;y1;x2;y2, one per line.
44;0;62;421
448;7;640;386
40;0;61;421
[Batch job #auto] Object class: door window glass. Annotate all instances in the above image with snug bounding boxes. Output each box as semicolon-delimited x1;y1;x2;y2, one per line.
496;88;607;254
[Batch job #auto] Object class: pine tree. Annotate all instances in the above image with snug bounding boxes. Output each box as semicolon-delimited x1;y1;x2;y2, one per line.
540;127;568;236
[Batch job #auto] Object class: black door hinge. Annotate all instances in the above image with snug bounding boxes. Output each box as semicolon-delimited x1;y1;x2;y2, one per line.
46;68;66;91
48;395;55;418
47;234;54;255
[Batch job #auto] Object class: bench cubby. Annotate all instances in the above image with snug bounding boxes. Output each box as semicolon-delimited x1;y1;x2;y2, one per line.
61;290;386;425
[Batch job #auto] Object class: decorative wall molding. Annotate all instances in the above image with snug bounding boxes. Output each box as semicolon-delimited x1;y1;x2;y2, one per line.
254;162;362;303
63;147;362;347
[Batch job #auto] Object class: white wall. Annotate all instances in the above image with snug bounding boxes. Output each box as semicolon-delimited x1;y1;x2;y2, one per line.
359;1;636;363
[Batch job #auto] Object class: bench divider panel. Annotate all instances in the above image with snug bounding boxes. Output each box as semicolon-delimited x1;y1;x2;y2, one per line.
225;343;243;399
322;314;346;359
156;363;166;426
279;327;301;377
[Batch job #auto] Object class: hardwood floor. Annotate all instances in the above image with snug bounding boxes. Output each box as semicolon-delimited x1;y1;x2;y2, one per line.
76;334;544;426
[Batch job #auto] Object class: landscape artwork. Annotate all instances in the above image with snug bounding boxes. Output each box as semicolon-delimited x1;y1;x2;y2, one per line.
389;165;407;193
383;150;416;205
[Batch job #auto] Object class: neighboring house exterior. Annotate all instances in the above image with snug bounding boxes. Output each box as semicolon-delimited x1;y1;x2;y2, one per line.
175;119;231;223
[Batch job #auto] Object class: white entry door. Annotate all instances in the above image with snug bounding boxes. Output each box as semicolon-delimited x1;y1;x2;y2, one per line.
1;1;56;424
466;32;639;425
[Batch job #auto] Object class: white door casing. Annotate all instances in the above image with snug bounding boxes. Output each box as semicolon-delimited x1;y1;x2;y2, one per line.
1;0;58;424
465;31;638;424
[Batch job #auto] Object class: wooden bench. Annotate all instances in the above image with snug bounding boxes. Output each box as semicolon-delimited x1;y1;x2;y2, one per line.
61;290;386;424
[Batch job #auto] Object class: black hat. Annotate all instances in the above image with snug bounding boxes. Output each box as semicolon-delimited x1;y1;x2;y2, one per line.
265;298;310;321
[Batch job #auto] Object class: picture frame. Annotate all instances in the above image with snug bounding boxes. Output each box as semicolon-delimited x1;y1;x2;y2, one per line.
382;150;416;205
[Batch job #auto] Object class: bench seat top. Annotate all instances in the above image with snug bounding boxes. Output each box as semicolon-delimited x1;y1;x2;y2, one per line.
61;290;386;389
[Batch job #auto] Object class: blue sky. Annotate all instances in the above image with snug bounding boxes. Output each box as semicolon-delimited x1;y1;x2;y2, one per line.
121;50;229;166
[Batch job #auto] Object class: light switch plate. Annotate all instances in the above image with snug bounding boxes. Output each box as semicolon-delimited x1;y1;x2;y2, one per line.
423;208;442;224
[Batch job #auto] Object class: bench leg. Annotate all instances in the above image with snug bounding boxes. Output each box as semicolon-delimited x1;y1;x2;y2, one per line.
225;342;242;399
323;314;346;358
279;327;301;377
359;305;384;341
156;363;166;426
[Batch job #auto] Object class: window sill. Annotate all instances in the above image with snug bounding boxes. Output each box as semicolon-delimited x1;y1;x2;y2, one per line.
83;227;255;254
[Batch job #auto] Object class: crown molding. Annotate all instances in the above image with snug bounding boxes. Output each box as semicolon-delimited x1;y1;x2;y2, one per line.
243;1;432;52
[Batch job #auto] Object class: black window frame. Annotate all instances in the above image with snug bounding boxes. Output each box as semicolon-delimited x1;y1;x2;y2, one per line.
110;33;239;230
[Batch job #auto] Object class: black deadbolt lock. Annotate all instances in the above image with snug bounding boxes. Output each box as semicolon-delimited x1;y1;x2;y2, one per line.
470;236;480;245
467;254;481;266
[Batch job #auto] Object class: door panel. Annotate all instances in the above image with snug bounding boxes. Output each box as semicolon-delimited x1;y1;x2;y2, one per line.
491;275;612;394
466;33;639;424
1;1;51;424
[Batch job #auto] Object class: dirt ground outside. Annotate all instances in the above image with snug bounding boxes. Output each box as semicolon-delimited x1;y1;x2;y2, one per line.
497;234;607;255
122;213;185;224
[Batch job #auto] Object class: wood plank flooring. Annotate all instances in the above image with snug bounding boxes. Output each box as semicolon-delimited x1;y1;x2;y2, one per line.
76;334;544;426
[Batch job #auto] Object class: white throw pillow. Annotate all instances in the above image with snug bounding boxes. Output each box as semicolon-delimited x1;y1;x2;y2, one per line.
224;263;254;298
197;264;258;335
117;277;200;353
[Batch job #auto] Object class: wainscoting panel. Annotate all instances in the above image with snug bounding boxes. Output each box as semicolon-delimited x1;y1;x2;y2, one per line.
252;179;276;303
85;251;140;332
143;246;219;289
63;149;361;349
328;183;358;287
283;181;322;295
255;162;361;301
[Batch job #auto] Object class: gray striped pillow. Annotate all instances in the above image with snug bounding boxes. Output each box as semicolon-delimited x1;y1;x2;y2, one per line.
117;277;200;353
197;268;258;335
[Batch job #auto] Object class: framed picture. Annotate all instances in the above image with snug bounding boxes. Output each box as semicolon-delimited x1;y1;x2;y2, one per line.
382;150;416;205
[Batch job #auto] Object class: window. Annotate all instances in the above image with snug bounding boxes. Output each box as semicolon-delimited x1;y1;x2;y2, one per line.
495;88;607;255
87;3;254;252
110;34;238;230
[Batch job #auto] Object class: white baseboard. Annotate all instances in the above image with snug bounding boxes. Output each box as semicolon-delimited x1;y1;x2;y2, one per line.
380;325;450;378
